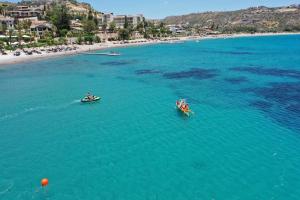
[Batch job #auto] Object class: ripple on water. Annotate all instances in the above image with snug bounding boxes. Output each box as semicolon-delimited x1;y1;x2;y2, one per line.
0;180;13;196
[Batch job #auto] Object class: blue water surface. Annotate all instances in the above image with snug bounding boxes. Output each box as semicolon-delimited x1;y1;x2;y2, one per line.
1;35;300;200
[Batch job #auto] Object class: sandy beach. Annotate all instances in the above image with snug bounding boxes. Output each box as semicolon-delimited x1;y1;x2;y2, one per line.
1;32;299;66
0;39;162;66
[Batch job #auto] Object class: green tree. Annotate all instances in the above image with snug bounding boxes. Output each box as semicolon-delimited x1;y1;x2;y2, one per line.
15;21;23;46
76;34;83;44
0;5;3;15
8;28;14;45
47;4;71;36
118;28;130;40
0;4;8;16
108;21;116;33
30;31;37;44
94;35;101;43
51;25;58;37
0;40;4;50
59;29;68;37
87;10;93;20
84;35;93;44
66;31;73;38
82;19;97;34
0;23;7;35
22;19;32;34
136;22;144;34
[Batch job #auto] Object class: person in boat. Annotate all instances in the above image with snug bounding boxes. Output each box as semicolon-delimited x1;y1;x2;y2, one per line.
180;102;189;112
86;92;94;100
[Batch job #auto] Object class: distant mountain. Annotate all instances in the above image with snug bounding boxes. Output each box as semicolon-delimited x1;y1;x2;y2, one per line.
163;5;300;33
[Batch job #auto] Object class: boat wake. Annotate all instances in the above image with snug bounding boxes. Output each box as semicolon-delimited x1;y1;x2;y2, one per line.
0;106;46;122
0;99;81;122
0;180;14;196
53;99;81;110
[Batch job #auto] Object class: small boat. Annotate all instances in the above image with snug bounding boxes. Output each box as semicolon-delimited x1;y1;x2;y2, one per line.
81;95;101;103
176;99;193;116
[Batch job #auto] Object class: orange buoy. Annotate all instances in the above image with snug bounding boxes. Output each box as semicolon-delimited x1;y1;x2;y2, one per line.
41;178;49;187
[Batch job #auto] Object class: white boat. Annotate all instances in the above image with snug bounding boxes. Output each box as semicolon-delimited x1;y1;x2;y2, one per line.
81;96;101;103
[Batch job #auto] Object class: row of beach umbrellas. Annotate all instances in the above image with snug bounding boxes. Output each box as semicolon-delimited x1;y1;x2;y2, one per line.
0;35;31;38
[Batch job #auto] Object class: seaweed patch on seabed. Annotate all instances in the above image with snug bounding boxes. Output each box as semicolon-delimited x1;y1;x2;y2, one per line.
100;60;137;66
243;82;300;132
224;77;248;84
163;68;219;80
230;66;300;80
249;100;273;111
135;69;162;75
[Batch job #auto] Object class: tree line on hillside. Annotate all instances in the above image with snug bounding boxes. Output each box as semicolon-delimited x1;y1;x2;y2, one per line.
1;1;172;51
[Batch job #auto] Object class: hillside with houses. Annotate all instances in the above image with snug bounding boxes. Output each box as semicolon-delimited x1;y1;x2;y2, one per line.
1;1;300;53
0;0;173;52
164;5;300;34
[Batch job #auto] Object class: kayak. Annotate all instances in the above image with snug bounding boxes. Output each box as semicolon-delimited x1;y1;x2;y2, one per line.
176;99;193;116
81;96;101;103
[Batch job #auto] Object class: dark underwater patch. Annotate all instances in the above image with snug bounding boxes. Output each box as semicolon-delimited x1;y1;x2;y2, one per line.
243;82;300;104
230;67;300;79
249;100;273;111
135;69;161;75
224;77;248;84
100;60;136;66
286;104;300;114
243;82;300;132
163;68;219;80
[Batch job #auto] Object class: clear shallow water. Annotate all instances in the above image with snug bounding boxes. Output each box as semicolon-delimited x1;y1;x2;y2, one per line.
1;35;300;199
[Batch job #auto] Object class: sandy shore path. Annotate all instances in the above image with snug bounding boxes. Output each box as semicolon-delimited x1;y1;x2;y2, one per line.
0;40;163;66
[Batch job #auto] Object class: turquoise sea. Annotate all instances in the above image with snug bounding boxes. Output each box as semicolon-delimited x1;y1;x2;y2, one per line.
1;35;300;199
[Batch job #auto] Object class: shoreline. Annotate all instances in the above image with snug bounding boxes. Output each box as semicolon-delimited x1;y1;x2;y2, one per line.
1;32;299;66
0;40;162;67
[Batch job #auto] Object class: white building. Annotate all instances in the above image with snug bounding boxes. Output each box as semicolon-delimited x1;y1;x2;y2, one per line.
102;13;114;25
167;24;186;34
30;21;53;37
101;14;144;29
7;5;45;18
0;15;15;30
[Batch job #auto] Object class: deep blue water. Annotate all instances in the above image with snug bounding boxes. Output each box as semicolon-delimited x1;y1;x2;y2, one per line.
1;35;300;199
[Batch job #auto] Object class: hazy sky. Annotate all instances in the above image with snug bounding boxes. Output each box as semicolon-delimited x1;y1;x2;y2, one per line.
6;0;299;19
